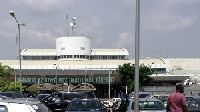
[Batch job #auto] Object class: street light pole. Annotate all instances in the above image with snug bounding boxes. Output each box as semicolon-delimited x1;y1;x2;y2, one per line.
134;0;140;112
10;11;26;94
54;64;58;85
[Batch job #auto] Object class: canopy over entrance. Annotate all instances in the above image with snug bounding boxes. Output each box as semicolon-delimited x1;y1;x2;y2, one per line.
72;83;96;91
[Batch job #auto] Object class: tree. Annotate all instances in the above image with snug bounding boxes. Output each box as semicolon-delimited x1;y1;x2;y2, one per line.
117;63;154;90
0;62;13;80
0;63;26;92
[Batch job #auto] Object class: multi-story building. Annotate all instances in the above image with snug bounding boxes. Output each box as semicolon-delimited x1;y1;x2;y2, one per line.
1;36;199;98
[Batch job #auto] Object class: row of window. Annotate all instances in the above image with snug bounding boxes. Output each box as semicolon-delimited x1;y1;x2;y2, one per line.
23;56;56;60
57;55;90;59
23;55;126;60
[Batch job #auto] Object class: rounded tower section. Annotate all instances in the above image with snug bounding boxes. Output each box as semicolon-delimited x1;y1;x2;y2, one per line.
56;36;91;60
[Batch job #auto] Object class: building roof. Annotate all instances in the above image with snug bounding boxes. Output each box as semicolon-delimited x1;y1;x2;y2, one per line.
21;48;129;56
0;59;165;70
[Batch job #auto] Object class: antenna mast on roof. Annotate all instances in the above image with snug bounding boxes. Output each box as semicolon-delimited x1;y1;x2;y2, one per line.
66;15;69;36
70;17;76;36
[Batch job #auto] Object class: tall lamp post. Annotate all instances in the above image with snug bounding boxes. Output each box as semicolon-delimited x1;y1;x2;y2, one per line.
10;11;26;94
54;64;59;85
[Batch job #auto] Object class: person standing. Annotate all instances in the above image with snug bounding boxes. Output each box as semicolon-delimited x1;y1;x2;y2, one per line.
166;84;187;112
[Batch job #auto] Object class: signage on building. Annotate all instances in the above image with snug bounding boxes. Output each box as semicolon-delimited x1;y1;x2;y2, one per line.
18;77;115;83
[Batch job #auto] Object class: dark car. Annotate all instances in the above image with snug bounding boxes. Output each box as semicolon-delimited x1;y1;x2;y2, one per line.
65;98;108;112
0;91;24;99
41;90;96;112
187;97;200;112
35;94;51;101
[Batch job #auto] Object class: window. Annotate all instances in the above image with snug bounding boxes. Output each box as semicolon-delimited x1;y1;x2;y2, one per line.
0;105;8;112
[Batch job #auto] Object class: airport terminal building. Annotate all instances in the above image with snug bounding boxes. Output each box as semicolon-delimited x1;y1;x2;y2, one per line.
1;36;200;98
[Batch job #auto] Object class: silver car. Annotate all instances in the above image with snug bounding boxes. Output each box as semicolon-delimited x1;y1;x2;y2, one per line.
126;98;166;112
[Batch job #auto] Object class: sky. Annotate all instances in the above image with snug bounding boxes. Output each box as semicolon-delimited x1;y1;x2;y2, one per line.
0;0;200;60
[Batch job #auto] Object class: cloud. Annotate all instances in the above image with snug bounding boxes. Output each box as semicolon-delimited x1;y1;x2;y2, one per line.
10;0;78;13
122;0;136;6
143;13;197;32
166;0;200;5
112;32;134;48
26;29;54;43
141;0;198;32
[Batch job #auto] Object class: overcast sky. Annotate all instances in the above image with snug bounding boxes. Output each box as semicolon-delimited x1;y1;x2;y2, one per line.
0;0;200;60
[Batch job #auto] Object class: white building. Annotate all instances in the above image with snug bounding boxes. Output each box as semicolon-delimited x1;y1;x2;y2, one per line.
1;36;199;97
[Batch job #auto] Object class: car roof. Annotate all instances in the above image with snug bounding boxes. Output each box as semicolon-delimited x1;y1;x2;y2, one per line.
37;94;51;95
131;92;149;94
129;98;162;102
0;91;20;93
59;90;94;93
152;94;169;96
0;99;41;105
72;98;99;101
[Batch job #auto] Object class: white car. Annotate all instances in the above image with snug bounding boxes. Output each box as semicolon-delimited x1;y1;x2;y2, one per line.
126;98;166;112
103;100;113;108
111;98;121;103
0;99;52;112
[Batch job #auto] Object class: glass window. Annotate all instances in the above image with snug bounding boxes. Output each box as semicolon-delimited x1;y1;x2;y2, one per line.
0;105;8;112
131;101;165;110
67;100;100;111
189;100;199;108
31;104;51;112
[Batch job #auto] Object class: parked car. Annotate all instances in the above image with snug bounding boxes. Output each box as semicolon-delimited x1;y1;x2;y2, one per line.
187;97;200;112
0;91;24;99
0;99;52;112
150;94;169;107
129;92;150;98
41;90;96;112
111;98;121;104
0;95;11;100
65;98;108;112
126;98;166;112
103;100;113;108
186;95;195;106
35;94;51;101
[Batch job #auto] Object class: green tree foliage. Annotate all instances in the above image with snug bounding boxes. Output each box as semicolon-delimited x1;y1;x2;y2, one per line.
0;63;26;92
0;78;20;91
0;63;13;80
117;63;154;90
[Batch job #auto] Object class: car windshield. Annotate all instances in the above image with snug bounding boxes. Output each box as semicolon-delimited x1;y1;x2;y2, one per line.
131;101;165;110
31;103;52;112
67;100;100;111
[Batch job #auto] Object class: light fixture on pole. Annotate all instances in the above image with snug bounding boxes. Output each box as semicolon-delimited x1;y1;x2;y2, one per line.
10;11;26;94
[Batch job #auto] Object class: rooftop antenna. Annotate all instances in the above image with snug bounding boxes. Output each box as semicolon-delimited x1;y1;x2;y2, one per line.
66;15;69;36
70;17;76;36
